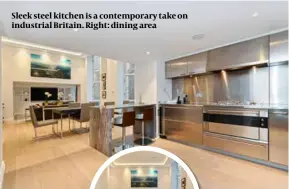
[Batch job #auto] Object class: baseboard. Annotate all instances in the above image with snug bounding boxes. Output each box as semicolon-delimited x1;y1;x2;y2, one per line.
0;161;5;189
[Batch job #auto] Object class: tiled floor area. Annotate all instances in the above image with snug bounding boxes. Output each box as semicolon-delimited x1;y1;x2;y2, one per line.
2;120;288;189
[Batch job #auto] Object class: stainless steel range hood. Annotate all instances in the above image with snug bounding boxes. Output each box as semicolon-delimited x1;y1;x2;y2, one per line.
207;36;269;71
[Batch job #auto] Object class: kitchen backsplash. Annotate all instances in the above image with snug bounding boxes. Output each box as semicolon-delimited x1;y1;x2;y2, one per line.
172;65;278;104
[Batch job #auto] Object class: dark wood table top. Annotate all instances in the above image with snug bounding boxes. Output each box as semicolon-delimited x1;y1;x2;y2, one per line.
52;107;81;114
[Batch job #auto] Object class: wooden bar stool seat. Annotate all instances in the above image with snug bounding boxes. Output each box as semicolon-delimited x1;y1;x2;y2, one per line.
134;108;154;146
113;111;135;150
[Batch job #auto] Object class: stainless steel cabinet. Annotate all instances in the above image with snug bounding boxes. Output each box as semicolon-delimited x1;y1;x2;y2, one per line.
269;31;288;64
269;63;288;105
207;36;269;71
269;109;288;165
166;57;188;78
165;53;207;78
187;52;207;75
203;132;269;160
163;105;203;145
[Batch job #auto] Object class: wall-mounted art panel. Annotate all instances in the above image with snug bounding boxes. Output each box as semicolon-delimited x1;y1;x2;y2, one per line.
30;53;71;79
130;169;158;188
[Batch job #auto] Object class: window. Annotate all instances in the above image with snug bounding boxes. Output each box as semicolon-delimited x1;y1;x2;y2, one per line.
124;63;135;101
92;56;100;101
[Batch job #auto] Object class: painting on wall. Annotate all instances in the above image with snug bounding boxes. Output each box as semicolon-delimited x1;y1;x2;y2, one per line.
30;54;71;79
130;169;158;188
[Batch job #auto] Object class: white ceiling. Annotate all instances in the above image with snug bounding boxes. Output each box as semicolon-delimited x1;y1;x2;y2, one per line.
113;151;169;165
0;1;288;64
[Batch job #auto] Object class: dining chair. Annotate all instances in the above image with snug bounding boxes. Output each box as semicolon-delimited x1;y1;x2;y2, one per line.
29;105;59;140
89;101;100;106
68;102;81;108
114;100;131;115
70;102;96;131
104;101;115;106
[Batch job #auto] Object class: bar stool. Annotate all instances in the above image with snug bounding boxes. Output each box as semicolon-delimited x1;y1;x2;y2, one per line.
113;111;135;150
134;108;154;146
104;101;115;106
114;100;131;115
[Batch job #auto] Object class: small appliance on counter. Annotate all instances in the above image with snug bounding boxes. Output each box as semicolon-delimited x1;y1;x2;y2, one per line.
176;94;188;104
183;94;188;104
177;96;182;104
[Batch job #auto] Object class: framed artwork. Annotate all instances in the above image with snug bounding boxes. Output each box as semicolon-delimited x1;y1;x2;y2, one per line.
130;170;158;188
102;81;106;90
102;91;106;99
30;54;71;79
102;73;106;81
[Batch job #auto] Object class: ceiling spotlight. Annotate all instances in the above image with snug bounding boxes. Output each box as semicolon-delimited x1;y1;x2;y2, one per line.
252;12;259;17
146;51;150;55
192;34;205;40
73;28;78;32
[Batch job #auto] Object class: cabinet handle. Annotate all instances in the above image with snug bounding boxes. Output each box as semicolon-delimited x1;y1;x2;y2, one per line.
270;111;288;115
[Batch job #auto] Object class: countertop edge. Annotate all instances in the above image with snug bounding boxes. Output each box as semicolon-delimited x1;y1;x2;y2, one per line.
160;103;288;110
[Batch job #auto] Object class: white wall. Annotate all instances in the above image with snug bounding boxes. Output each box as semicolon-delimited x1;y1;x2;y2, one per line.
134;61;172;137
86;56;94;102
156;61;172;102
134;61;158;104
0;36;3;178
116;62;124;105
135;60;172;104
1;44;87;120
180;167;194;189
102;166;171;189
100;57;124;106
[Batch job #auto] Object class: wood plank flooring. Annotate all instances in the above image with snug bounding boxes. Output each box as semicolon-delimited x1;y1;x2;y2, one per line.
2;120;288;189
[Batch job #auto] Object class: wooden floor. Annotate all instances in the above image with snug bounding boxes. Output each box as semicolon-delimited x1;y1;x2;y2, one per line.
2;120;288;189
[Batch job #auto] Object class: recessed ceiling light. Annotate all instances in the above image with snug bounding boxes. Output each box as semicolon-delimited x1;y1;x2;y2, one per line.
146;51;150;55
192;34;205;40
252;12;259;17
73;28;78;32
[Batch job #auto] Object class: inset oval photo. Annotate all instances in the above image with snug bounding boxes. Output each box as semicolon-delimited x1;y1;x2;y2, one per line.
90;146;199;189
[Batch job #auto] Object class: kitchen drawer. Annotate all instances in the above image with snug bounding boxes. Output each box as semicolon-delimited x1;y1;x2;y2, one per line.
164;106;203;123
165;119;203;145
203;132;268;160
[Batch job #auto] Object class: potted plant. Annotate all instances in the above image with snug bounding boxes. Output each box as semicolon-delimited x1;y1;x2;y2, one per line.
57;91;64;105
44;92;52;106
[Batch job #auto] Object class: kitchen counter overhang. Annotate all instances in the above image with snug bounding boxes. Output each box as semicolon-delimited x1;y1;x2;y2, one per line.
89;104;157;156
161;102;288;110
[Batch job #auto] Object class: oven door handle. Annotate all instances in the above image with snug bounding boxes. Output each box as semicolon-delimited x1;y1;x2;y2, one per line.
207;110;260;116
270;111;288;115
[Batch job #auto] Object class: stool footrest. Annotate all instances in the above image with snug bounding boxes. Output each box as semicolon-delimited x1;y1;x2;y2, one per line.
134;138;153;146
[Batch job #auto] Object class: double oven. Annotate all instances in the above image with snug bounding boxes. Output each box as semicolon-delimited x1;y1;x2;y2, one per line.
203;106;269;160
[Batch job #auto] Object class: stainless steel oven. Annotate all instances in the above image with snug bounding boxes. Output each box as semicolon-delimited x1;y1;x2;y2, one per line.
203;106;269;160
203;107;268;141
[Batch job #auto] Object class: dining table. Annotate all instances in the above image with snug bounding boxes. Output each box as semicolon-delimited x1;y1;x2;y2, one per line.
52;107;81;138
